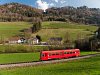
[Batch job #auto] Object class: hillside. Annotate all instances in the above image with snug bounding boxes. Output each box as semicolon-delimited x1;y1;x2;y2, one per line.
45;6;100;25
0;3;43;22
0;22;32;39
0;3;100;25
32;21;98;41
0;21;98;42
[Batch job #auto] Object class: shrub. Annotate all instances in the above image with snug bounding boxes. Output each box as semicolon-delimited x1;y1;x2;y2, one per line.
0;45;49;53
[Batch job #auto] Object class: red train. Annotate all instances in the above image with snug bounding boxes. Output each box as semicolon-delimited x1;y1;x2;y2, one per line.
40;49;80;61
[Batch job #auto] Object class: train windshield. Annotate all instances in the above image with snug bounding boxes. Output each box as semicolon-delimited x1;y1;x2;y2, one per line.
41;54;45;57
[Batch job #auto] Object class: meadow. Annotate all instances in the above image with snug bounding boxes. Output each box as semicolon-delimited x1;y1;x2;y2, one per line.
42;21;97;30
0;21;98;42
0;55;99;75
32;21;98;41
0;21;98;41
0;52;40;64
0;51;98;64
0;22;32;39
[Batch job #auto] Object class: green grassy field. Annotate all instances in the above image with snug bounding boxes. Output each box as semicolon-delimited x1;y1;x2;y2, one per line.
42;21;97;30
33;21;98;41
0;52;40;64
0;22;32;39
0;21;98;41
0;21;99;72
0;55;99;75
0;21;98;42
0;51;98;64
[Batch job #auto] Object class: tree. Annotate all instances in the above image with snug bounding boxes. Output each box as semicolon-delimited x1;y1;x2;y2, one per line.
97;27;100;39
31;19;42;33
63;32;74;49
36;35;42;42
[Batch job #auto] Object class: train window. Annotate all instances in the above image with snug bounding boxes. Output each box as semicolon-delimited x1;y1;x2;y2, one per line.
67;52;70;54
56;53;59;55
49;53;52;56
73;52;75;54
64;52;67;54
60;52;62;55
41;54;45;57
52;53;55;55
70;52;72;54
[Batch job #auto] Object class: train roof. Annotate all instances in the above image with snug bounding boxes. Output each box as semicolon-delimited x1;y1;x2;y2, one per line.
41;49;80;53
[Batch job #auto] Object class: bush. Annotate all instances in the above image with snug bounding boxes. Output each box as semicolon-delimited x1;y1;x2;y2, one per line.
75;38;90;50
0;45;49;53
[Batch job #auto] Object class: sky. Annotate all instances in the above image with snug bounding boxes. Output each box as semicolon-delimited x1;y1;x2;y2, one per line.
0;0;100;11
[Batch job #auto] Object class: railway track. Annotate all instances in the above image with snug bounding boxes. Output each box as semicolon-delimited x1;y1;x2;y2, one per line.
0;53;100;70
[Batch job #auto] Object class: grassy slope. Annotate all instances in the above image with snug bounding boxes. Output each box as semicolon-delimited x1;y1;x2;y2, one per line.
0;22;32;39
0;55;99;75
32;21;98;41
0;51;98;64
0;21;98;41
42;21;97;30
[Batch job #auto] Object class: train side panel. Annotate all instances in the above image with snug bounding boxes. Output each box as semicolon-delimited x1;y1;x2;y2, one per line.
40;49;80;61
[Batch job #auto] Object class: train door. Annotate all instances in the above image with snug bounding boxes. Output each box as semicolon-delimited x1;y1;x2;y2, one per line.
45;53;48;60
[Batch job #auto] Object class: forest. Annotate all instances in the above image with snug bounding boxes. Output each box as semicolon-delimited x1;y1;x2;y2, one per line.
0;3;100;25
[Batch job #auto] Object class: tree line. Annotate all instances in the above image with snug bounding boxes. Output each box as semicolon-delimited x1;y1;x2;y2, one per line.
1;3;100;25
45;6;100;25
0;3;43;22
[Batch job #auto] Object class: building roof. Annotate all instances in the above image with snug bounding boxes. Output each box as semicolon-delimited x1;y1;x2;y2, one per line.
9;37;20;41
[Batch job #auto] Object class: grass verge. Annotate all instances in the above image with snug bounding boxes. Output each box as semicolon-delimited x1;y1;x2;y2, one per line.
0;51;98;64
0;55;99;75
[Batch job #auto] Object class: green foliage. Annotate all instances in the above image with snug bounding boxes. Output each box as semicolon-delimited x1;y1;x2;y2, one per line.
0;45;49;53
96;27;100;39
75;38;90;50
32;20;42;33
36;35;42;42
